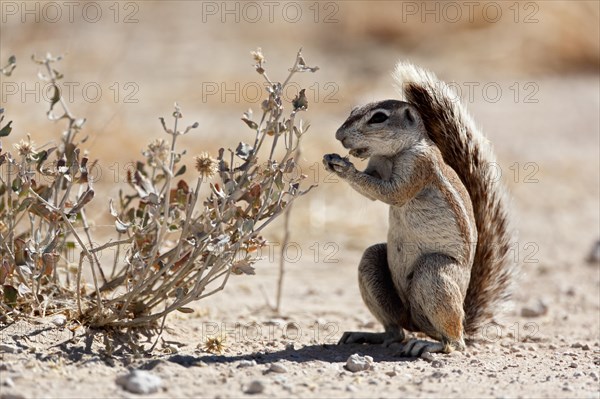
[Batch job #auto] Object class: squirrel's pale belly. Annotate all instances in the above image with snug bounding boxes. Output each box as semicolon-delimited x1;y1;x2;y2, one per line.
387;184;469;295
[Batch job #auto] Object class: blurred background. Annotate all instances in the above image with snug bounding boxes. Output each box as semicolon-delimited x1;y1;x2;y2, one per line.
1;1;598;300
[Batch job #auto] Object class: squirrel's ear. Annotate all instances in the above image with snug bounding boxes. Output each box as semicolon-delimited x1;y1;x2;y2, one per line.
401;106;420;129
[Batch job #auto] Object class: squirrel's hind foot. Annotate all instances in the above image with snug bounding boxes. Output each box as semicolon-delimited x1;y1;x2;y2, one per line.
396;339;446;358
338;329;404;347
396;338;465;358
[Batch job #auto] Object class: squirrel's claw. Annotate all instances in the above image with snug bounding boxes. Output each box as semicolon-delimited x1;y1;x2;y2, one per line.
338;330;404;346
323;153;354;175
396;339;447;358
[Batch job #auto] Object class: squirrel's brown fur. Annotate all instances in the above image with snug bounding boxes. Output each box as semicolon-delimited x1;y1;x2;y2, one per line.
323;62;515;355
394;63;515;336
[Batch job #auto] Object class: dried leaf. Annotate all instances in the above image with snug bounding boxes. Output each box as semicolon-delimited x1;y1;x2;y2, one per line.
177;179;190;193
211;183;225;199
16;197;33;212
73;118;86;129
3;285;17;306
174;165;186;177
241;117;258;130
0;120;12;137
115;218;131;233
0;260;12;285
28;203;61;223
241;220;255;234
19;265;32;275
231;260;255;275
41;253;59;276
48;85;61;113
18;282;32;295
292;89;308;111
68;187;94;215
235;142;253;160
109;199;118;217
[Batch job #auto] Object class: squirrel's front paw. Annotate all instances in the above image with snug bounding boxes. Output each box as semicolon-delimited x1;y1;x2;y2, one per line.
323;153;355;176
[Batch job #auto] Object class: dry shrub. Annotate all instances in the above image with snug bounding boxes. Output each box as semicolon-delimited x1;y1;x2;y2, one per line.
0;49;317;330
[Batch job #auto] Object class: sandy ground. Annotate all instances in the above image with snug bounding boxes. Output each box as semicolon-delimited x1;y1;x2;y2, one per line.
1;1;599;398
0;207;599;399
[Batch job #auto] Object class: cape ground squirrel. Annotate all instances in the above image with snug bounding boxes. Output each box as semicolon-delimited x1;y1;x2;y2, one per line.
323;62;515;356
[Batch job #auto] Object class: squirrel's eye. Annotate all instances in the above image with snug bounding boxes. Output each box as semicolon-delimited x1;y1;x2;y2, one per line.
368;112;388;124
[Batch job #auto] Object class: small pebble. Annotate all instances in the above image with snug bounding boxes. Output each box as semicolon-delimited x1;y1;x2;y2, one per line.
268;363;288;373
51;314;66;327
569;362;578;368
0;344;18;354
361;320;377;329
238;360;257;368
245;380;265;395
24;360;36;369
385;370;397;377
345;354;373;372
430;371;444;379
585;240;600;264
0;394;25;399
590;371;599;381
272;375;287;384
266;318;286;326
3;377;14;387
282;383;293;392
285;342;295;351
346;384;358;392
548;344;557;350
116;370;162;395
421;352;435;362
521;300;548;318
431;360;443;368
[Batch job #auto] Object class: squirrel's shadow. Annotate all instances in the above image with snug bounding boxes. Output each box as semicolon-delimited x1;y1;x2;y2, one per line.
142;343;414;370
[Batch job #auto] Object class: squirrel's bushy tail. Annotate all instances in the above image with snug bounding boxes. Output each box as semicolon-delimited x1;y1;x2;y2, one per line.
393;62;515;336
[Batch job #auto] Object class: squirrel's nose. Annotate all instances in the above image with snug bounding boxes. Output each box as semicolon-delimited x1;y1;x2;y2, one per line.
339;137;351;149
335;127;346;142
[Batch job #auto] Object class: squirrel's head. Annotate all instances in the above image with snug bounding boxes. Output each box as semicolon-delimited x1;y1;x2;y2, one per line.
335;100;425;159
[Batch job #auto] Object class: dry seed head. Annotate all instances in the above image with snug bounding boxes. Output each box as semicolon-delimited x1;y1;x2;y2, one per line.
251;48;265;64
203;335;226;354
13;136;37;157
194;152;218;179
145;138;170;166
